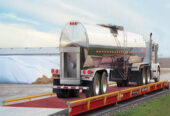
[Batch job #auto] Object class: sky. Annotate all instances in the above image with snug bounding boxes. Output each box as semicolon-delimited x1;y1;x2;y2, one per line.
0;0;170;57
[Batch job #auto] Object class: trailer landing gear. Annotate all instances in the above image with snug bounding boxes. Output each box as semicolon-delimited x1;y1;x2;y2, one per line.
117;80;129;87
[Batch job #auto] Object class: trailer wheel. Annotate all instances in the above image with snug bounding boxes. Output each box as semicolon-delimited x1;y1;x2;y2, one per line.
56;89;64;98
154;69;160;82
142;68;147;85
85;72;101;97
70;90;79;97
100;72;108;94
84;83;93;98
146;68;151;84
137;68;146;85
93;73;101;96
56;89;70;98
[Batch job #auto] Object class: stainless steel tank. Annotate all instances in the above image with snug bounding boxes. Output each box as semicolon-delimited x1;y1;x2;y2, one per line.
60;22;146;49
59;21;147;85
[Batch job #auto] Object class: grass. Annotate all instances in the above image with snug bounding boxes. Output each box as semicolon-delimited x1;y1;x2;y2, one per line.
113;93;170;116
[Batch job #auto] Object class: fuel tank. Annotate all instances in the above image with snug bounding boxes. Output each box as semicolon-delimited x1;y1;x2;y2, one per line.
60;21;147;65
59;21;147;84
60;22;146;49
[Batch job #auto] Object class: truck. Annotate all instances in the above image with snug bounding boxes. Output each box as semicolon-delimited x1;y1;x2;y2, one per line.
51;21;160;98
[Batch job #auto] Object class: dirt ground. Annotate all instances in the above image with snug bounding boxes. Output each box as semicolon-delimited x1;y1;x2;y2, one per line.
32;75;53;84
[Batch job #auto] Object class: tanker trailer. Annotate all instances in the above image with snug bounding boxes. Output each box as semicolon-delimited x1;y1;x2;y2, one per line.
51;21;160;98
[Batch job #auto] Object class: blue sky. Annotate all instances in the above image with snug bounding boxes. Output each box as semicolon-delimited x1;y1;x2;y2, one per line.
0;0;170;57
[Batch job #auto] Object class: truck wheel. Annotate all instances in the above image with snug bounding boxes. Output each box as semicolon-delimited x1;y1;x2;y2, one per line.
146;68;151;84
154;69;160;82
100;72;108;94
93;73;101;96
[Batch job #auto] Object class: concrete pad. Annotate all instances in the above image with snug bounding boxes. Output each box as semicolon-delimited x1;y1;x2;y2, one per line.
0;106;63;116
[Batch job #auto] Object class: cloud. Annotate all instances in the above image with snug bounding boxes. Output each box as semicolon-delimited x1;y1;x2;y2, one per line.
0;13;39;25
1;13;39;25
0;23;59;48
166;3;170;9
0;0;106;25
0;0;170;56
58;1;99;19
99;0;152;32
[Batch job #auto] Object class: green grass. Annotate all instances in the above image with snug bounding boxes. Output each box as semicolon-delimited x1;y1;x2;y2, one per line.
113;94;170;116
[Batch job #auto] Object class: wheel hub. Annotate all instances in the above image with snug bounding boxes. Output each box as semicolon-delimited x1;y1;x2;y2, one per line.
147;72;150;83
95;79;100;95
103;78;107;93
142;71;146;84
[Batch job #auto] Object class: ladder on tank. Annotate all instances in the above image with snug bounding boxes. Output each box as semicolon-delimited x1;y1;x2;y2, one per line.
114;35;121;47
123;30;128;79
113;29;128;80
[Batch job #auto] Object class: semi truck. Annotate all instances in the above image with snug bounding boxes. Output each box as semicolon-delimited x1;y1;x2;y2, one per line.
51;21;160;98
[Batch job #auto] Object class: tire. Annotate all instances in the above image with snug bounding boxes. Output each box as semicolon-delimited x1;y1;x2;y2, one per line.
137;68;146;85
85;92;90;98
84;72;103;97
100;72;108;94
85;73;101;97
84;82;93;98
69;90;79;97
146;68;151;84
56;89;70;98
142;68;147;85
56;89;64;98
84;86;92;98
154;69;160;82
93;73;101;96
